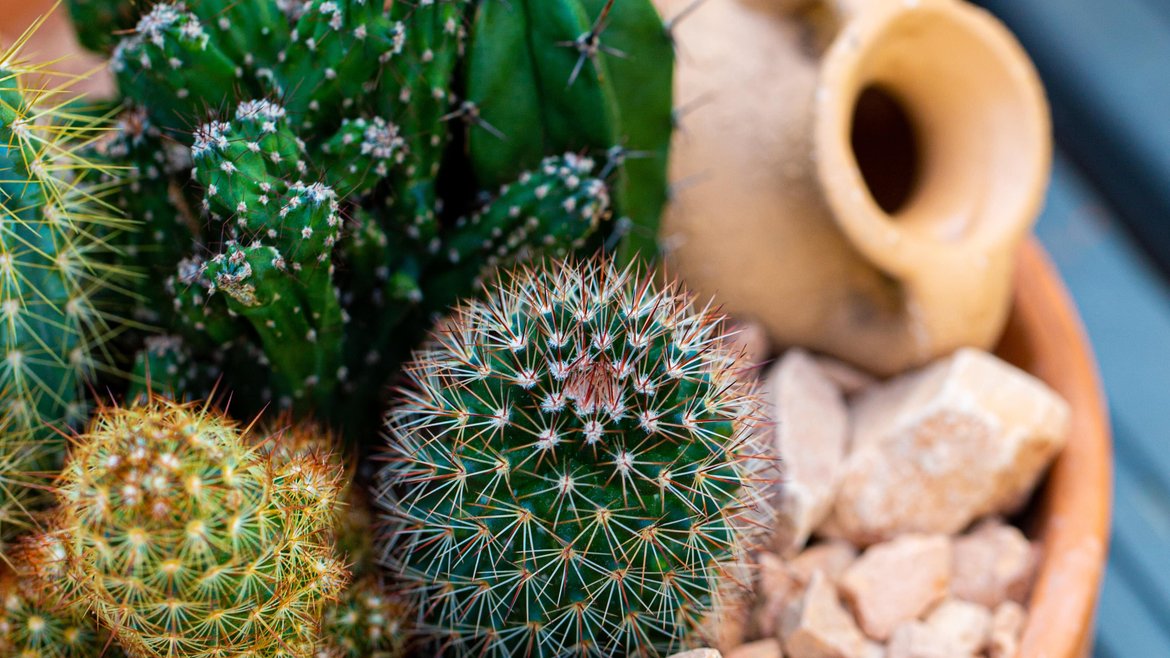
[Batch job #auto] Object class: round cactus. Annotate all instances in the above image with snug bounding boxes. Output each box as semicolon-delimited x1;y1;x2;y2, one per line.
374;259;769;657
0;527;126;658
317;575;414;658
56;398;349;658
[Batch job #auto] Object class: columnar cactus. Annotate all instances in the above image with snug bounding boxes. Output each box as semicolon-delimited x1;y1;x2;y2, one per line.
56;398;349;658
0;26;127;545
374;259;768;657
62;0;673;428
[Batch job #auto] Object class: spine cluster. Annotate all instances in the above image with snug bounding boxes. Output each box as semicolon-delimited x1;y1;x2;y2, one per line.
375;258;768;657
56;398;349;657
63;0;673;427
0;26;127;545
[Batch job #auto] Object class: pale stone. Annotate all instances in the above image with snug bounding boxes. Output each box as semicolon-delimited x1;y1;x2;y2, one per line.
755;552;804;638
669;651;723;658
765;350;849;554
988;601;1028;658
884;598;991;658
925;599;991;654
726;320;772;367
812;355;877;396
951;519;1038;607
781;571;870;658
886;622;948;658
824;348;1070;545
727;639;784;658
789;541;858;585
839;535;951;641
711;600;752;653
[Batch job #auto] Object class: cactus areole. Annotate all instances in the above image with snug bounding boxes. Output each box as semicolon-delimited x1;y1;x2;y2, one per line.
62;0;674;431
375;259;768;657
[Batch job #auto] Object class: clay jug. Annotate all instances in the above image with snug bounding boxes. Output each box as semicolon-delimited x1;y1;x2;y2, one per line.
655;0;1051;375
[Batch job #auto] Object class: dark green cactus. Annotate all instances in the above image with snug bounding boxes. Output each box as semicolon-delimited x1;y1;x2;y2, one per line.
375;258;769;657
66;0;672;430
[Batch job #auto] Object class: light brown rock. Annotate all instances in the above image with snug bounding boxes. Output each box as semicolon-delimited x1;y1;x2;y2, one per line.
755;552;804;638
839;535;951;641
711;600;752;654
781;571;870;658
885;598;991;658
951;520;1038;607
824;349;1070;545
669;651;723;658
987;601;1028;658
811;356;877;396
726;320;772;367
926;599;991;654
789;541;858;585
727;639;784;658
765;350;849;554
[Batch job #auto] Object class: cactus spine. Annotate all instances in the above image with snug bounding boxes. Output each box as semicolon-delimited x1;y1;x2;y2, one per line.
57;398;349;658
60;0;672;429
374;259;767;657
0;528;127;658
0;19;128;546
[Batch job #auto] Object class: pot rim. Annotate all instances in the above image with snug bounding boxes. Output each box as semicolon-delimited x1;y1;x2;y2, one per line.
996;239;1113;657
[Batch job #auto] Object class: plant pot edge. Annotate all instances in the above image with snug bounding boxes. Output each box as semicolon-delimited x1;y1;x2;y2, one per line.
997;238;1113;658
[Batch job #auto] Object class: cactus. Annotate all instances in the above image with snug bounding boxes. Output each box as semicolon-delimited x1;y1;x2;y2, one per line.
317;575;414;658
56;398;349;658
0;527;128;658
60;0;672;429
0;19;128;547
373;258;768;657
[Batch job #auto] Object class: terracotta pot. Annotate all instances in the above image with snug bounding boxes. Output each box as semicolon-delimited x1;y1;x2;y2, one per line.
656;0;1051;375
2;6;1110;657
996;239;1111;658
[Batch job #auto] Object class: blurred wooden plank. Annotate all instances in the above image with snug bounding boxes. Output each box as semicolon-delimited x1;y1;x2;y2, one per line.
978;0;1170;280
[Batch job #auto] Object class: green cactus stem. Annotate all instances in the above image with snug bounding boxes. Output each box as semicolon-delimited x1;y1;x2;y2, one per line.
0;527;128;658
0;22;129;547
375;258;769;657
57;397;349;658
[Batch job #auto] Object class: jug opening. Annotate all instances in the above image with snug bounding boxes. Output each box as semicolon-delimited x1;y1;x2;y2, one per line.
850;84;920;216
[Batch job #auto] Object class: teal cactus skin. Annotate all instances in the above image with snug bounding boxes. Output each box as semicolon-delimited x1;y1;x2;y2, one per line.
65;0;671;428
0;27;128;547
57;397;350;658
374;259;768;657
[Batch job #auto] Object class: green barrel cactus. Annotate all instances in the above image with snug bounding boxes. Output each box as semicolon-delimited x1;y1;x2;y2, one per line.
0;527;127;658
56;397;349;658
374;259;768;657
0;27;127;546
61;0;672;429
317;575;415;658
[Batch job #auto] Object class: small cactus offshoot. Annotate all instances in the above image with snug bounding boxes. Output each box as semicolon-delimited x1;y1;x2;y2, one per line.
374;259;768;657
56;398;349;658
